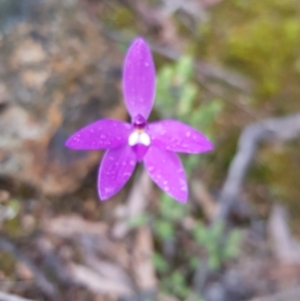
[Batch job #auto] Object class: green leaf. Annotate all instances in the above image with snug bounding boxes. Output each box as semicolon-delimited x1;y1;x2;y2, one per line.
189;257;201;270
178;83;198;116
208;254;221;271
193;222;208;245
159;193;187;221
183;155;201;175
127;214;149;229
175;56;194;85
154;220;175;241
156;65;176;117
223;230;242;259
192;99;223;131
210;221;224;240
152;253;169;273
170;272;189;298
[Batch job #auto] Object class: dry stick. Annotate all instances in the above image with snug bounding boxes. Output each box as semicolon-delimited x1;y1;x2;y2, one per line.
36;237;74;287
112;168;152;239
193;113;300;296
0;292;35;301
214;112;300;223
0;237;57;298
78;234;135;295
269;205;300;264
247;286;300;301
132;226;157;291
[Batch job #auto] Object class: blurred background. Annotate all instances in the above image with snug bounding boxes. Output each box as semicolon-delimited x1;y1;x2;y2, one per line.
0;0;300;300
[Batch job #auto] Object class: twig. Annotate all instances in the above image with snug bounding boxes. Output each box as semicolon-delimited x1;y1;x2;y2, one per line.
269;205;300;264
132;226;157;291
192;259;209;296
247;286;300;301
191;180;216;220
78;235;135;294
0;237;57;298
0;291;35;301
193;113;300;295
69;263;133;296
112;168;152;239
36;237;74;286
214;112;300;223
196;62;252;92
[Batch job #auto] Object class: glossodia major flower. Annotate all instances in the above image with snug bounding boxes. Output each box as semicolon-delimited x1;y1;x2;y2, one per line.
66;37;213;203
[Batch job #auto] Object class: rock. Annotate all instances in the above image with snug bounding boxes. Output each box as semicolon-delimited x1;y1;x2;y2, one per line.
0;0;127;196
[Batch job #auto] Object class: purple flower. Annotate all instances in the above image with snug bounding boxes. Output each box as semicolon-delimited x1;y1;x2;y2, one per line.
66;37;213;203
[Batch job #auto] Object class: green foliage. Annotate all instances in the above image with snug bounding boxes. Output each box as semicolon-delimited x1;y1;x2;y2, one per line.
189;257;201;270
177;82;198;116
156;66;175;118
151;195;241;299
152;54;233;299
153;219;175;241
152;252;169;273
162;271;189;299
153;194;186;240
175;56;195;85
159;193;187;221
193;221;242;270
127;213;149;229
156;55;223;178
156;55;223;127
224;229;242;260
190;99;223;136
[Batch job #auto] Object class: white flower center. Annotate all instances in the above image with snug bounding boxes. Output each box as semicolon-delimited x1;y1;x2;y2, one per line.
128;130;151;146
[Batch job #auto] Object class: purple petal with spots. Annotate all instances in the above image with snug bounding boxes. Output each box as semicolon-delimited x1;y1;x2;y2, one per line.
98;145;137;200
123;37;156;119
148;120;213;154
144;146;188;203
65;119;131;150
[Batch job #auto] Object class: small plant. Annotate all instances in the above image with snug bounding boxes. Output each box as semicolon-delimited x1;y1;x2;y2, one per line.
193;221;242;270
125;51;237;301
150;54;240;300
156;55;223;177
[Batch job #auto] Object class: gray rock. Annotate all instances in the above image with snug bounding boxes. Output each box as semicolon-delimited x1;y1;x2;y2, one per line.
0;0;127;196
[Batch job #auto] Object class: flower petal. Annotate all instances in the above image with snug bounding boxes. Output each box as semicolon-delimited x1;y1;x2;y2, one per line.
148;120;213;153
144;146;188;203
65;119;131;150
98;145;137;200
123;37;156;119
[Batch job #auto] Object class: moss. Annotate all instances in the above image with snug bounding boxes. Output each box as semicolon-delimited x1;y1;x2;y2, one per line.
0;252;16;275
198;0;300;100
